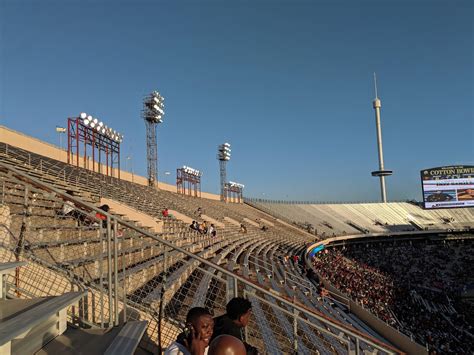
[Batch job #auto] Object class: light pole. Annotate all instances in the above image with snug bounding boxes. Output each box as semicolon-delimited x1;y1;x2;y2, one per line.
217;143;231;201
143;91;165;187
125;156;134;182
55;126;66;150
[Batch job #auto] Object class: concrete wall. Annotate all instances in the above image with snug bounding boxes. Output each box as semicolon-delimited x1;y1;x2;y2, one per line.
0;125;220;200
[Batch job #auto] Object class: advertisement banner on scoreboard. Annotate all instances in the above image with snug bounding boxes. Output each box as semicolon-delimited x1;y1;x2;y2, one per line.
421;166;474;209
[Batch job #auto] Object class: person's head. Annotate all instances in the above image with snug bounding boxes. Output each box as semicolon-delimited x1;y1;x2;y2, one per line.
208;335;246;355
186;307;214;347
99;204;110;212
226;298;252;327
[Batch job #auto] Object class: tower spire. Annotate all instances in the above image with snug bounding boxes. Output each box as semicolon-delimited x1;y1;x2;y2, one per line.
373;72;378;99
370;73;393;202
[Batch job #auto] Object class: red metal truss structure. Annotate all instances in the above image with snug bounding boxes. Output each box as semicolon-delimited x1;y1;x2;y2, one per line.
67;117;121;178
224;182;243;203
176;167;201;197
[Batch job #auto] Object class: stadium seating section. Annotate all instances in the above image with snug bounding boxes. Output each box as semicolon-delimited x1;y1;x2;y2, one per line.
0;141;472;354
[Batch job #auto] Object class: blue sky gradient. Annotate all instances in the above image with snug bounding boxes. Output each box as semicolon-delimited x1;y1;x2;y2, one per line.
1;0;473;201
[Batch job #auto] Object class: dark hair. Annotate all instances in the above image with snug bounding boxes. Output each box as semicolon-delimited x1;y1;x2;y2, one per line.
226;298;252;321
186;307;211;324
99;204;110;212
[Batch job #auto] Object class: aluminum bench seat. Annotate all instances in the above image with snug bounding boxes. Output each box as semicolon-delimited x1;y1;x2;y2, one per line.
0;291;87;354
104;320;148;355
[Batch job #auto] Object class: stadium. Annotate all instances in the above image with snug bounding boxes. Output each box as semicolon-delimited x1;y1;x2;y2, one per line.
1;2;473;355
0;120;472;355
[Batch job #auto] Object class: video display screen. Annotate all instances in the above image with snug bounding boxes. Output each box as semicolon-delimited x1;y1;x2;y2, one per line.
421;166;474;209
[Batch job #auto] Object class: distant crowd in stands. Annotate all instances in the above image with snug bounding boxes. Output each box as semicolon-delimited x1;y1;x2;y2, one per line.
312;239;474;354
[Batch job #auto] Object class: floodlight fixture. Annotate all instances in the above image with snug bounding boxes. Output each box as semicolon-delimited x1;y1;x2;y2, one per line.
229;181;245;189
181;165;202;177
77;112;123;143
143;91;166;124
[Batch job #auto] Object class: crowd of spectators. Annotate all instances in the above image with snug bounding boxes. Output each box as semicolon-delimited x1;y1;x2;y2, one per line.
312;239;474;354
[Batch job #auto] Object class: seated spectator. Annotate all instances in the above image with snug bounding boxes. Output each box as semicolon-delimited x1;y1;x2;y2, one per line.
58;190;88;222
196;207;202;218
240;224;247;234
260;225;267;232
208;335;246;355
212;298;258;355
95;204;110;228
209;224;217;237
190;221;199;231
162;208;169;218
165;307;214;355
199;221;208;235
61;190;76;216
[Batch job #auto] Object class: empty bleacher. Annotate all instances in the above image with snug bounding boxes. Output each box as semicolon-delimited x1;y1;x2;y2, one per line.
249;200;473;236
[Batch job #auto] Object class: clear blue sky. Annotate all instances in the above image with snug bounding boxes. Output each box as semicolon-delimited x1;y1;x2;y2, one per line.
1;0;473;202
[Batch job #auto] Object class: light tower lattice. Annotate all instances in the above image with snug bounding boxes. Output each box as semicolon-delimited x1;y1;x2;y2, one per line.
143;91;165;187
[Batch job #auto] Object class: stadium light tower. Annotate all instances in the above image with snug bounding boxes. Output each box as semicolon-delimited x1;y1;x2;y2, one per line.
217;143;231;201
143;91;165;187
371;73;392;202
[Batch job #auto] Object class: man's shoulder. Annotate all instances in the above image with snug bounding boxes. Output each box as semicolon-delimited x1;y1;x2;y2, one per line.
213;314;242;339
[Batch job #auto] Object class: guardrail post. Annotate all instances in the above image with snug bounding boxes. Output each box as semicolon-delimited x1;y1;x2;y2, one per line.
233;277;238;298
355;337;360;355
99;225;104;328
113;218;119;326
293;302;298;353
121;225;127;324
106;216;113;327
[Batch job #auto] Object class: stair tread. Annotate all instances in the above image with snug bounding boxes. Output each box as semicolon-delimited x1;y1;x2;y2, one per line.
36;326;121;355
